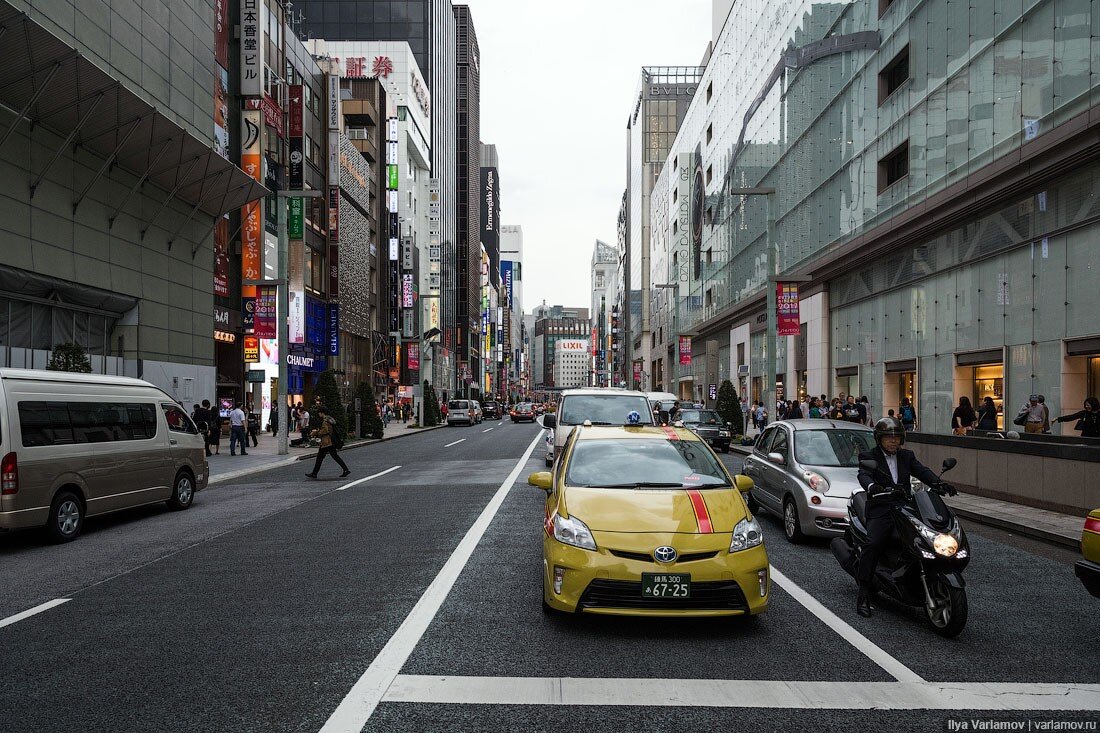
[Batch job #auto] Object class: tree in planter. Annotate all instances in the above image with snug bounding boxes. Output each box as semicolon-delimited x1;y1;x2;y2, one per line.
422;380;440;426
354;381;385;438
47;342;92;373
313;370;348;440
716;379;744;439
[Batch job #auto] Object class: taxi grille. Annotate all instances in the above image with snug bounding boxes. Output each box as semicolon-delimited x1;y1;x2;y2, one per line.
609;550;719;563
579;580;748;611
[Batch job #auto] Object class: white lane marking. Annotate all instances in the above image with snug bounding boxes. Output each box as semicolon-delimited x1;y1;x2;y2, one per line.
481;427;494;433
444;438;466;447
319;430;545;733
384;676;1100;710
335;465;401;492
0;599;71;630
769;564;923;683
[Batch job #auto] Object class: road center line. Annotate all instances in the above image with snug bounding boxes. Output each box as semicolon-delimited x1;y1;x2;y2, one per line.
444;438;466;447
335;465;401;491
319;429;545;733
0;599;71;630
383;675;1100;710
481;427;494;433
769;564;924;683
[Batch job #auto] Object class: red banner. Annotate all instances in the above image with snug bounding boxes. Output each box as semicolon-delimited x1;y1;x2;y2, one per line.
776;282;800;336
679;336;692;366
632;361;642;385
408;343;420;371
214;0;229;69
246;95;284;137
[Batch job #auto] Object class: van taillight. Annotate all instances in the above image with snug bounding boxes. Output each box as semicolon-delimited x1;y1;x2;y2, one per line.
1;452;17;495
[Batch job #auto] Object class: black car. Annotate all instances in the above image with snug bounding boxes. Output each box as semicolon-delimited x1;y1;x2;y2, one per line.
677;408;733;453
482;401;502;419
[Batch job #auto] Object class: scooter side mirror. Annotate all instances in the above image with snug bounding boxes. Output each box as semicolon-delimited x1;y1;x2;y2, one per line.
942;458;957;472
859;459;879;472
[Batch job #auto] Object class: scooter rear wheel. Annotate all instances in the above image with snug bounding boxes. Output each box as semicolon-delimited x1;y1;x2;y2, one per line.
924;579;968;638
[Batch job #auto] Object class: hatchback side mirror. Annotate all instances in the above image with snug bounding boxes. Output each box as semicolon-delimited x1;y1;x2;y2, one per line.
767;451;786;466
542;414;556;429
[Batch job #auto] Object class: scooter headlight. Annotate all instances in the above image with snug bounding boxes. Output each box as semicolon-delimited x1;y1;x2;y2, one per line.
933;533;959;557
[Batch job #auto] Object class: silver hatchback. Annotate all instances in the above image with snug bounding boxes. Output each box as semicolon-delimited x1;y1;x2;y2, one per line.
741;419;876;542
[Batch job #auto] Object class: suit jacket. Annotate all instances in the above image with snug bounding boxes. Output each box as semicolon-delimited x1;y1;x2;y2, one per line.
857;447;940;498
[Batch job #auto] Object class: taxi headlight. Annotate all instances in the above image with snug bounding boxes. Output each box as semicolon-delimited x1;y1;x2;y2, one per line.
730;516;763;552
933;533;959;557
553;513;597;551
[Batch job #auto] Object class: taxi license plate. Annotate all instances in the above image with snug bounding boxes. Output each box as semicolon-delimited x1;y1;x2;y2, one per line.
642;573;690;598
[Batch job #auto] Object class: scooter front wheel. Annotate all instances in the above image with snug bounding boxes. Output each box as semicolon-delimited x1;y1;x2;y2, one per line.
924;578;968;638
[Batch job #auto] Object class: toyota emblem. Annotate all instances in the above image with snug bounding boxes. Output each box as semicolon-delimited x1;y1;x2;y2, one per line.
653;546;678;563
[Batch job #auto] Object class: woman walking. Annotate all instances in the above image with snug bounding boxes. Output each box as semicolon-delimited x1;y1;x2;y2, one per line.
305;406;350;479
951;396;977;435
1054;396;1100;438
975;396;999;431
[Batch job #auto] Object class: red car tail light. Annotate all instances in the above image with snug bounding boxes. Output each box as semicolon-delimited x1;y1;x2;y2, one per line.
2;452;18;495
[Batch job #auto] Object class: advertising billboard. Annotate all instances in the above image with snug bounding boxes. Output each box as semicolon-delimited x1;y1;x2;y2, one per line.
777;283;801;336
239;0;263;97
679;336;692;366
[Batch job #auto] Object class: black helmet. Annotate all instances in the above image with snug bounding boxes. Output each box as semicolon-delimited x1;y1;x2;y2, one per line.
873;416;906;446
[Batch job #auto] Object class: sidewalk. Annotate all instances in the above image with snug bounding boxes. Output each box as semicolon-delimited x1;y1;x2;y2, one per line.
727;444;1085;549
206;420;444;485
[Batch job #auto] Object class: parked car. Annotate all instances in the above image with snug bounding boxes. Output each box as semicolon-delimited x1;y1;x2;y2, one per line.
1077;509;1100;598
469;400;484;424
0;369;207;542
529;423;766;617
446;399;479;426
741;419;876;543
541;388;654;467
510;403;536;423
482;401;502;420
676;408;733;453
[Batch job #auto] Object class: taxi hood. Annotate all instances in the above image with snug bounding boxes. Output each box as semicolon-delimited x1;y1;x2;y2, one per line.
562;486;745;534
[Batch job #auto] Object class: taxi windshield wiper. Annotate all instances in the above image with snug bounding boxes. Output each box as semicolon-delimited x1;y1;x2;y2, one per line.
688;482;732;489
590;481;686;489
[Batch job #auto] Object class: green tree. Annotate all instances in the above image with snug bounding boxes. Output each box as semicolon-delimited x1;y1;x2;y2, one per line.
422;380;440;426
47;342;92;373
355;381;385;438
313;370;347;439
716;379;743;438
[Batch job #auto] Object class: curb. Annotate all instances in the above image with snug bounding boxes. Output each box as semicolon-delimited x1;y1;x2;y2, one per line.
207;423;447;485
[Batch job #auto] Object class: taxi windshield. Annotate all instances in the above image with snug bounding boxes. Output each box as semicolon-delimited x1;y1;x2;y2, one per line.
559;395;654;425
794;429;876;467
565;438;728;488
680;410;721;425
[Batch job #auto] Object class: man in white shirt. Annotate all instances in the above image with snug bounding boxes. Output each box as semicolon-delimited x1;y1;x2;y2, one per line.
229;402;248;456
297;408;311;447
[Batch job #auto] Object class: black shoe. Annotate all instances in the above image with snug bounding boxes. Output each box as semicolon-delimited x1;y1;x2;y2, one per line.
340;470;350;477
857;588;873;618
241;452;248;456
305;473;317;479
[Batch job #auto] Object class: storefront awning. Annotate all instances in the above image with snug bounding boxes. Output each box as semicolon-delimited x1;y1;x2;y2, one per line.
0;5;267;224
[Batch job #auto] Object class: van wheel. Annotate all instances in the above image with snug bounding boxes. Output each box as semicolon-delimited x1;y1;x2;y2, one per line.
167;471;195;510
46;490;84;543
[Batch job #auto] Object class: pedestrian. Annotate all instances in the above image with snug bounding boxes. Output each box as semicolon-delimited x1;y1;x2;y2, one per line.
1014;394;1049;435
247;409;261;447
382;402;391;427
975;396;998;431
297;404;312;447
193;400;213;457
206;400;222;455
305;406;350;479
829;399;845;421
808;397;822;418
800;397;809;419
270;406;279;438
900;397;916;432
860;396;873;425
229;402;248;456
1054;396;1100;438
787;400;803;419
755;402;767;429
843;395;863;423
441;401;449;420
952;396;977;435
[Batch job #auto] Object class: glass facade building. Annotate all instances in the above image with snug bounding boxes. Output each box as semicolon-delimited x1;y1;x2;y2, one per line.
650;0;1100;433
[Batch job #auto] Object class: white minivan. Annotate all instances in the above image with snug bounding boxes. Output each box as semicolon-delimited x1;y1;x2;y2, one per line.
541;388;654;466
0;369;208;542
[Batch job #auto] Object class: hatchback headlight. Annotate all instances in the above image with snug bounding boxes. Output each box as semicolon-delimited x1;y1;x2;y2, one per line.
553;513;597;551
730;516;763;552
803;470;829;493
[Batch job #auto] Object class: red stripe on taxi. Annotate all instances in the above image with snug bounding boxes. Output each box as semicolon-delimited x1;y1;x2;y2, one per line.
544;510;554;537
686;489;713;534
1085;517;1100;535
661;426;679;440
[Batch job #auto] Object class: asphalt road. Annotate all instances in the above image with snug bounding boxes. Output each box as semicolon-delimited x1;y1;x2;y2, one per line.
1;423;1096;733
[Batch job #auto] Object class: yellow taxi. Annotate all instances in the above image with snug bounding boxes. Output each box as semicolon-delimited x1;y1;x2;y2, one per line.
1076;509;1100;598
528;423;769;617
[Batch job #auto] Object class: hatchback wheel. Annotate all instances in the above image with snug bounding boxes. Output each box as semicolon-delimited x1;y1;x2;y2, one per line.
167;471;195;510
783;496;806;544
46;490;84;543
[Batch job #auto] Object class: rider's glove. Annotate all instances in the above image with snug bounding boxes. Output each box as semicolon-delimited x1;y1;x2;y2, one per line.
937;482;958;497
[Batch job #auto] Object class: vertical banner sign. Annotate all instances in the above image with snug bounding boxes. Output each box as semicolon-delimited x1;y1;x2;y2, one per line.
402;273;414;308
709;383;718;401
288;84;304;190
327;74;340;130
288;197;304;239
240;110;263;285
386;117;398;262
408;343;420;371
214;215;230;297
239;0;262;97
776;282;801;336
254;287;277;339
679;336;692;366
241;292;256;332
328;185;340;298
328;303;340;357
633;361;643;385
243;336;260;363
288;240;305;343
214;0;229;69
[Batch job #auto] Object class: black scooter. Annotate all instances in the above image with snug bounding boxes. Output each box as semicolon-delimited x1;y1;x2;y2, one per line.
831;457;971;638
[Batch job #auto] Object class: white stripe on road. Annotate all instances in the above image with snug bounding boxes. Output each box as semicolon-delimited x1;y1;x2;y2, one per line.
319;429;545;733
444;438;466;447
383;676;1100;711
0;599;70;630
481;427;494;433
335;465;401;492
769;564;923;683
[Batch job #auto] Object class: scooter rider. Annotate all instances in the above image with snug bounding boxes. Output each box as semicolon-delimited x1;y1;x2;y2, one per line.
854;416;956;617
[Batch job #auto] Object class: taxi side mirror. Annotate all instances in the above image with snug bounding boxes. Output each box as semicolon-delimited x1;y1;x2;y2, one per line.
527;471;553;491
734;474;754;493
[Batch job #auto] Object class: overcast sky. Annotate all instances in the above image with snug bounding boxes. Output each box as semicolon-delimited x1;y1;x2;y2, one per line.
459;0;712;314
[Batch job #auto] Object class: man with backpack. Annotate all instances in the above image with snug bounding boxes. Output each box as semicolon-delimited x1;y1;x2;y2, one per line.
305;406;350;478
